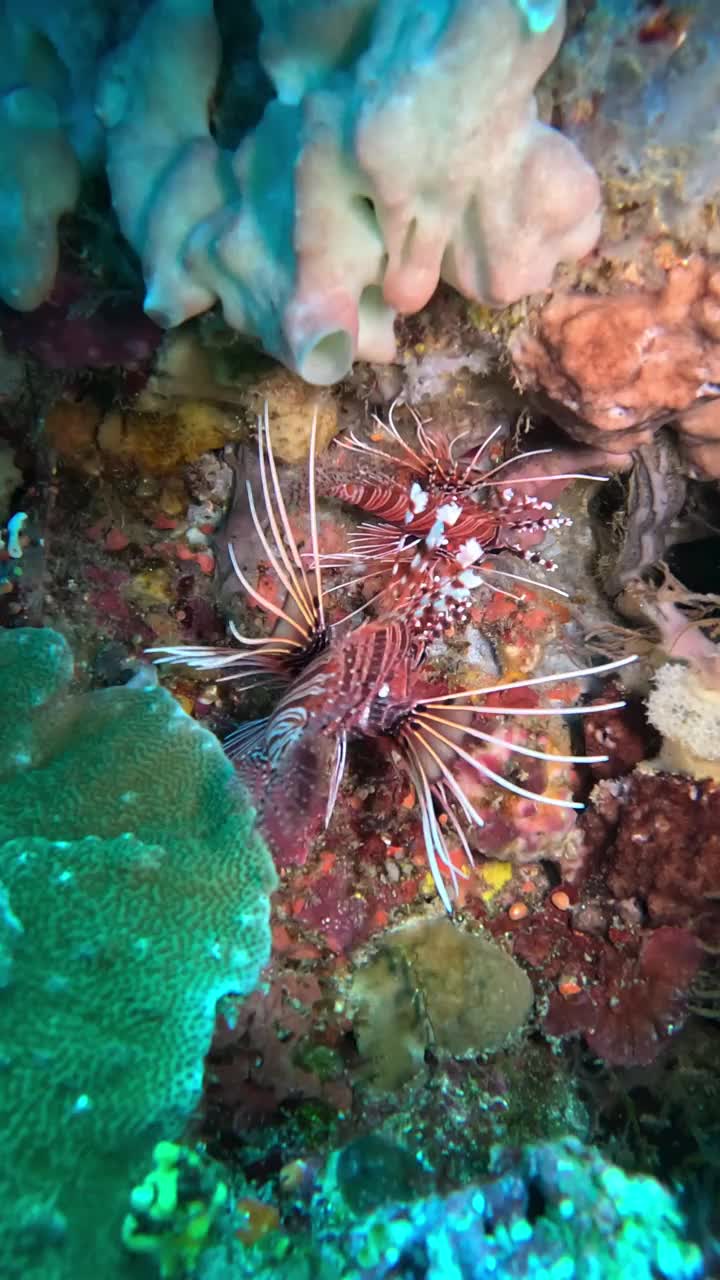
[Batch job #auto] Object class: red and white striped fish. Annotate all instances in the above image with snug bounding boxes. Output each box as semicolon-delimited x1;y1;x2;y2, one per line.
236;637;634;913
320;401;609;630
148;404;636;913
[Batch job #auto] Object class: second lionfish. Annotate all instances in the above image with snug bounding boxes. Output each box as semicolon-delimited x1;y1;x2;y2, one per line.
150;407;635;913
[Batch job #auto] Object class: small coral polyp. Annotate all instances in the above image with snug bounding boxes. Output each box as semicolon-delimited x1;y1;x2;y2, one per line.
123;1142;228;1278
151;406;635;911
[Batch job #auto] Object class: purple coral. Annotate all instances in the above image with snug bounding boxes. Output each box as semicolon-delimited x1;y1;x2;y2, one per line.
342;1137;702;1279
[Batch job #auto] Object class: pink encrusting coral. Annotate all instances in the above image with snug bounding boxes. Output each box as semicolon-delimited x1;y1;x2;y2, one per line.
544;925;704;1068
445;706;584;870
151;406;635;913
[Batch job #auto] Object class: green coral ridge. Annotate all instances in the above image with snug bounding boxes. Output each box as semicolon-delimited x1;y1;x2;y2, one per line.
0;627;276;1280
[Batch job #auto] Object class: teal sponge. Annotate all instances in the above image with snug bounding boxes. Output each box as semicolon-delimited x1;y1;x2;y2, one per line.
0;628;276;1280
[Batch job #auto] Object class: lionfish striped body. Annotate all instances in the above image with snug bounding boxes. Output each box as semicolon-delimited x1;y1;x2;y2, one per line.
323;404;607;631
233;618;425;868
149;404;635;914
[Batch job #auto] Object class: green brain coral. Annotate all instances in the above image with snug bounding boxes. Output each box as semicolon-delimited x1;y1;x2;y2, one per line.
0;627;276;1280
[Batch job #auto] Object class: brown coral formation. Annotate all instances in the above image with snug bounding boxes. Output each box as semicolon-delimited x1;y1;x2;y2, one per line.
97;402;235;474
587;771;720;934
511;257;720;476
347;919;533;1090
45;396;241;476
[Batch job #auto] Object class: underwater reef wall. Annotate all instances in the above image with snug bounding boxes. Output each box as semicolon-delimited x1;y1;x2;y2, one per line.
511;0;720;477
0;627;276;1280
195;1134;704;1279
3;1;720;470
0;0;599;383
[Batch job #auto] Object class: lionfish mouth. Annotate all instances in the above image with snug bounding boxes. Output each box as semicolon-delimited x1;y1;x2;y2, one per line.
148;401;638;915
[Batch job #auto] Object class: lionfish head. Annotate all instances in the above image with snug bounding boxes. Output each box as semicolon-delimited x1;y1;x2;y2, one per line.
325;400;613;609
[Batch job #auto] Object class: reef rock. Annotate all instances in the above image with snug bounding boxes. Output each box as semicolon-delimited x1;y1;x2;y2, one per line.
511;0;720;477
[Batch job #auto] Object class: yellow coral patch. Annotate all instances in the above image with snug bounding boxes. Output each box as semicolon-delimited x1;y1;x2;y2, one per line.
124;568;174;605
98;401;232;473
478;859;513;901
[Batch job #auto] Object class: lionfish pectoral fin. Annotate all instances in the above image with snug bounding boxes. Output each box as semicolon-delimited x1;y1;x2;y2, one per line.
405;752;456;916
433;782;477;868
419;655;638;709
224;717;271;760
325;732;348;828
225;406;327;654
146;644;263;672
261;732;338;869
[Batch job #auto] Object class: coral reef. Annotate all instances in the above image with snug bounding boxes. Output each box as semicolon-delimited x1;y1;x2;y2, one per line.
0;626;275;1280
508;887;704;1069
506;1;720;478
196;1135;703;1279
3;0;720;499
0;272;162;371
511;257;720;476
1;4;719;1269
151;405;634;912
586;771;720;934
1;0;599;382
543;922;703;1068
555;0;720;255
206;960;352;1131
97;400;235;474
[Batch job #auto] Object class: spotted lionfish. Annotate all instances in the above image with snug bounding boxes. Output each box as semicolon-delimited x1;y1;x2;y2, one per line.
149;406;635;913
316;400;612;637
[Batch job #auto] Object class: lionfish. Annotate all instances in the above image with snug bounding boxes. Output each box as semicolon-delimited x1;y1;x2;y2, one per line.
320;401;610;633
150;407;635;913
